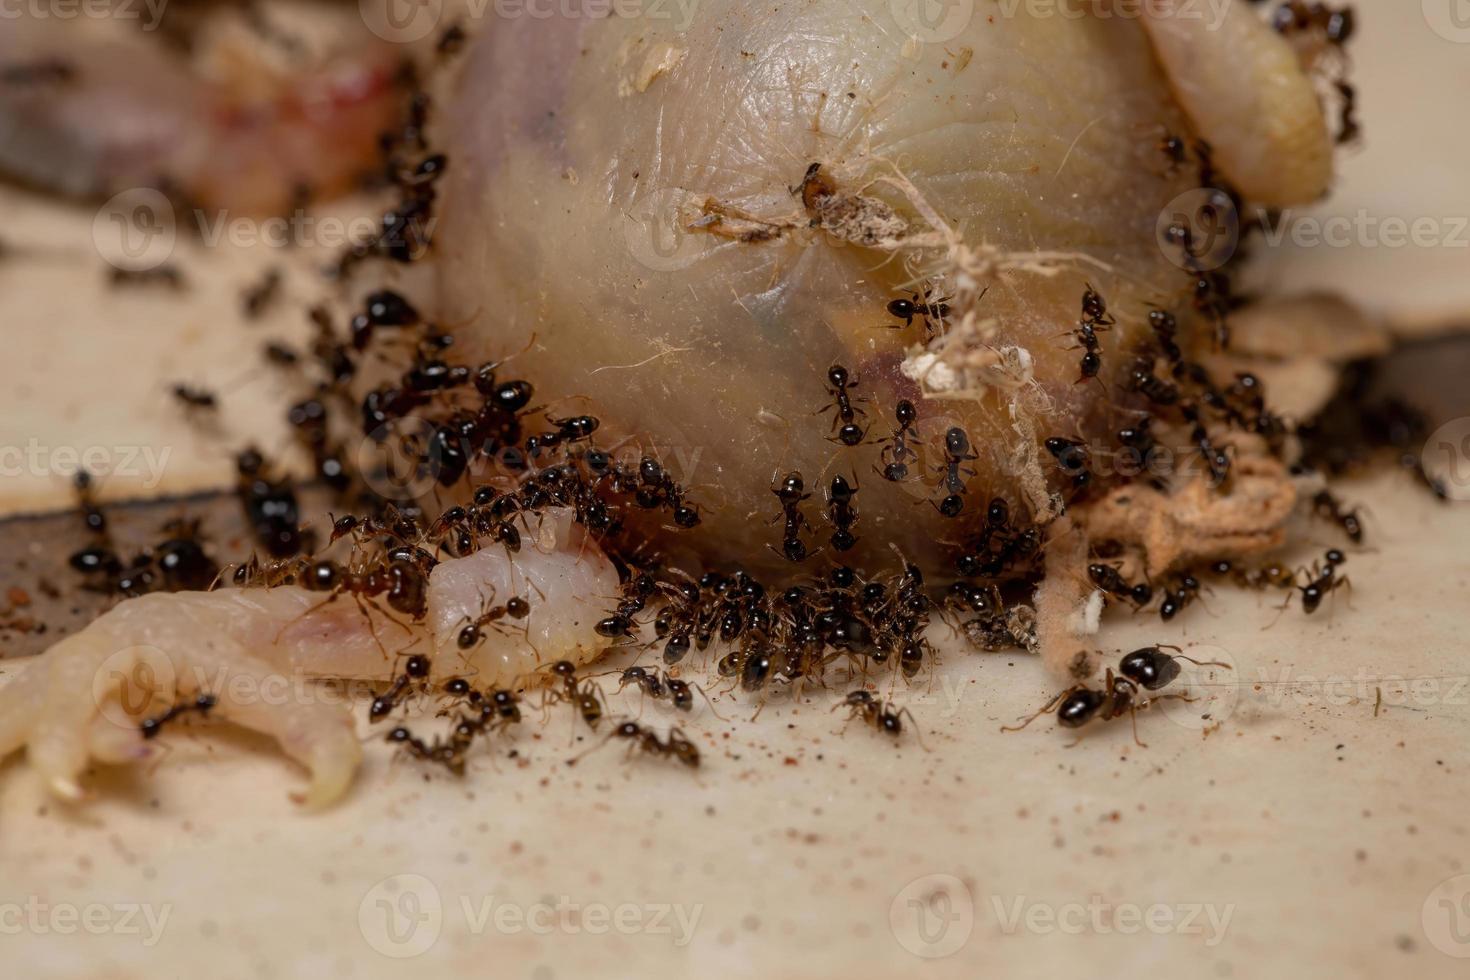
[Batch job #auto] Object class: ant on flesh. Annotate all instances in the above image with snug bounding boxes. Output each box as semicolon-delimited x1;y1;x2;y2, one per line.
1334;80;1359;145
878;399;919;482
886;287;951;336
140;693;219;740
825;475;859;552
770;471;813;562
457;592;532;649
1044;436;1091;493
1002;646;1229;746
934;427;977;517
818;365;867;446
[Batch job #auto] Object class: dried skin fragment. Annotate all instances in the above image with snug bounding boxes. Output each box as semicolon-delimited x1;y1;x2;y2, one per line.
1077;453;1299;581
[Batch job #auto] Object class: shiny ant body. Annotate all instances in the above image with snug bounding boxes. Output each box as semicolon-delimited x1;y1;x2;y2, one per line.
1003;646;1229;745
825;475;859;552
935;427;977;517
818;365;867;446
886;287;951;335
879;399;919;482
1088;563;1152;608
770;471;813;562
543;660;606;729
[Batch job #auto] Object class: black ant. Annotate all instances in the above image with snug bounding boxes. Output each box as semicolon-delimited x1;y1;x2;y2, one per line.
1294;549;1351;615
886;287;951;335
1126;358;1180;406
1159;574;1203;621
935;427;977;517
1088;563;1152;608
140;693;218;739
1312;488;1364;544
1044;436;1091;492
879;399;919;482
1148;308;1182;364
825;475;859;552
612;667;721;717
170;384;219;412
242;268;283;320
835;690;920;742
0;58;76;86
370;654;432;721
1334;80;1359;145
110;266;184;290
1158;131;1187;169
818;365;866;446
1002;646;1229;746
770;471;813;562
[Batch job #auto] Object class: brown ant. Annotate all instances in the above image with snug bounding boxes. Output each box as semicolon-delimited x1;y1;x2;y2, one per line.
834;690;921;743
1159;574;1204;621
793;162;836;214
818;365;867;446
542;660;606;730
457;592;532;648
580;721;700;769
140;693;218;739
1003;646;1229;746
369;654;432;722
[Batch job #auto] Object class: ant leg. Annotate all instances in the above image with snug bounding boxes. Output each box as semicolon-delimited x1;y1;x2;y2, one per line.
1174;653;1232;671
1000;688;1073;733
896;707;930;752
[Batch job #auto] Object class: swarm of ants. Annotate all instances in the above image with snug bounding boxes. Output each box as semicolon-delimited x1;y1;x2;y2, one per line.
66;19;1404;771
